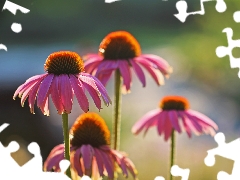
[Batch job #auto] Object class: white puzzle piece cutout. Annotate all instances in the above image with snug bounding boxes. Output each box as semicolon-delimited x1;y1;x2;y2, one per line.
105;0;121;3
0;123;71;180
0;44;7;51
154;165;190;180
2;0;30;35
205;132;240;180
174;0;227;22
2;0;30;15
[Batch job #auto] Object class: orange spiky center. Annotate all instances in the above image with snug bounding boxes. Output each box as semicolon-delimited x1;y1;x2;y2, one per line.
70;112;110;148
99;31;141;60
160;96;190;110
44;51;84;75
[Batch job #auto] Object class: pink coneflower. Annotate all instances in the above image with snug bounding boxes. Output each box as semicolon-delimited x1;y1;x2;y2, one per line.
13;51;111;115
84;31;172;92
44;113;138;180
132;95;218;140
132;95;218;180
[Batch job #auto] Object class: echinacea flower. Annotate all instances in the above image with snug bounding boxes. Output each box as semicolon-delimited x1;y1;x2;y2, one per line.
13;51;111;115
44;112;137;180
132;95;218;141
84;31;172;92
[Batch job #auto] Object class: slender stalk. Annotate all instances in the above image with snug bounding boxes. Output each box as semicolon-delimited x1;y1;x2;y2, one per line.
112;69;122;150
169;130;175;180
62;113;72;179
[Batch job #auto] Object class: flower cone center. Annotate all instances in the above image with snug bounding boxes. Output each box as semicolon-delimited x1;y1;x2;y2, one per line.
160;96;189;110
99;31;141;60
44;51;84;75
70;112;110;148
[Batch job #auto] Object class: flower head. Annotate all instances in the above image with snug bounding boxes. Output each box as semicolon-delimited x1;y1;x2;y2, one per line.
84;31;172;92
13;51;111;115
132;95;218;141
44;112;137;180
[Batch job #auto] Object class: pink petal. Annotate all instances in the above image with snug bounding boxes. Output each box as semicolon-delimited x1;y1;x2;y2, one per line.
162;111;173;141
69;75;89;113
111;150;128;177
140;54;172;75
184;111;203;133
59;75;73;113
130;59;146;87
131;109;160;135
157;112;167;135
168;111;181;133
98;150;114;178
50;76;64;114
44;145;64;172
13;74;47;99
94;149;104;177
178;112;192;138
20;82;38;107
135;57;164;85
73;148;84;176
84;55;103;74
186;109;218;130
180;111;202;135
28;81;42;113
95;60;118;76
80;145;94;172
82;82;102;110
37;74;54;109
82;73;111;106
118;61;132;91
123;157;137;179
78;75;101;96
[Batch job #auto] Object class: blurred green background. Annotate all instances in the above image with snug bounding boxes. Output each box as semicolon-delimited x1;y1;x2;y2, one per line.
1;0;240;179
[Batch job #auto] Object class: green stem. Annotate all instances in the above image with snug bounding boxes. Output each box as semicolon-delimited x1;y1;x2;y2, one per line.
112;69;122;150
62;113;72;179
169;130;175;180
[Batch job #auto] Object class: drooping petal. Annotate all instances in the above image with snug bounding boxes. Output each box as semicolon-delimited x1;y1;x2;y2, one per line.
131;109;160;135
163;111;173;141
82;82;102;110
59;75;73;113
130;59;146;87
178;111;192;137
13;74;47;99
37;74;54;109
44;150;64;171
184;112;203;134
98;149;114;179
28;81;42;114
80;145;94;175
95;60;118;86
93;148;104;177
179;111;201;135
73;148;84;177
50;76;64;114
78;75;101;96
186;109;218;130
135;57;164;85
82;73;111;106
168;110;181;133
20;82;38;107
118;60;132;91
122;157;138;179
111;150;128;178
140;54;172;75
157;111;167;135
69;75;89;113
84;55;103;74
